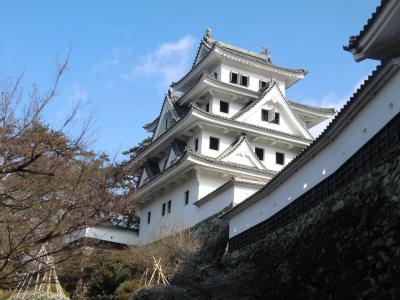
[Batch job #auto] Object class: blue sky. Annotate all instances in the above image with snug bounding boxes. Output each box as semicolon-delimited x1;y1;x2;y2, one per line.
0;1;379;159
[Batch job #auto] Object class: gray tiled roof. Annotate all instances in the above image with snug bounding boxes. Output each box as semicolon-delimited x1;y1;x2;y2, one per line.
287;100;335;114
344;0;388;51
136;148;277;192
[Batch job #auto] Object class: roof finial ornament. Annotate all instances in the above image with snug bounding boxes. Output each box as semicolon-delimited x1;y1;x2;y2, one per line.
261;46;272;62
204;27;213;40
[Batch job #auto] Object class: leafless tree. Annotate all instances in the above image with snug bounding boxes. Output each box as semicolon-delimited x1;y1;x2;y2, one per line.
0;53;134;289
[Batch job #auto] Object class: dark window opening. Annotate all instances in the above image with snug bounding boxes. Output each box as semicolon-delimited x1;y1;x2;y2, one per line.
261;109;269;122
240;75;248;87
162;203;166;216
194;138;199;151
259;80;267;90
255;148;264;161
147;211;151;224
220;101;229;113
271;112;280;124
206;102;210;112
209;137;219;151
184;190;189;205
276;152;285;165
213;72;218;79
230;72;238;84
167;200;172;214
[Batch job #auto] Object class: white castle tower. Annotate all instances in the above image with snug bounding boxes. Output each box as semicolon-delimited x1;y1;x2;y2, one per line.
130;29;335;244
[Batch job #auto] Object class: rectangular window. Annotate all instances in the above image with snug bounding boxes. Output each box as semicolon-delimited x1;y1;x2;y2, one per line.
276;152;285;165
213;72;218;79
147;211;151;224
255;147;264;161
220;101;229;113
194;138;199;151
167;200;171;214
206;102;210;112
209;137;219;151
261;109;269;122
184;190;189;205
259;80;267;90
162;203;166;216
271;112;280;124
230;72;238;84
240;75;248;87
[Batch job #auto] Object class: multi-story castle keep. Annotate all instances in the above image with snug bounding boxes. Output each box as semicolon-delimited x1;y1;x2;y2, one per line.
130;29;334;245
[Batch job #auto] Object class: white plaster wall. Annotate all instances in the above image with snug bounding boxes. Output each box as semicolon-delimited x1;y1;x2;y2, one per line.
198;186;234;221
209;95;244;118
85;227;139;245
200;128;235;158
233;185;260;205
229;69;400;238
197;169;227;199
197;184;259;220
219;63;286;94
250;140;298;172
138;176;200;245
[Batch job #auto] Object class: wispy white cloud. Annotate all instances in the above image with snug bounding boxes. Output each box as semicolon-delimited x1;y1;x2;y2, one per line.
89;47;132;80
122;35;196;88
307;75;369;138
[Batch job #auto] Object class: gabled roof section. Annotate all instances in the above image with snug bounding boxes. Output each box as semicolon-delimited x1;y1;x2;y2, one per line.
217;134;266;170
163;140;186;171
152;90;187;140
171;29;307;91
233;82;313;140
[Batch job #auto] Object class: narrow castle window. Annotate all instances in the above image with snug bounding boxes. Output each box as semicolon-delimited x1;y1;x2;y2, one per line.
220;101;229;113
162;203;166;216
184;190;189;205
271;112;280;124
167;200;172;213
261;109;269;122
209;137;219;150
147;211;151;224
255;147;264;161
195;138;199;151
230;72;238;84
206;102;210;112
240;75;248;87
276;152;285;165
213;72;218;79
259;80;267;90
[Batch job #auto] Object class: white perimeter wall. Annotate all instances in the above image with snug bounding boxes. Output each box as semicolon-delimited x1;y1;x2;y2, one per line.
66;227;139;245
229;68;400;238
198;184;260;220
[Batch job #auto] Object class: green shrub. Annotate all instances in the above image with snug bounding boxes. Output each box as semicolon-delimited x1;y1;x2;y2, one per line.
115;280;140;300
87;255;134;298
